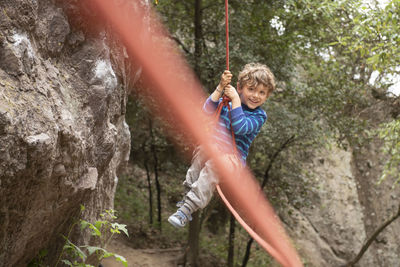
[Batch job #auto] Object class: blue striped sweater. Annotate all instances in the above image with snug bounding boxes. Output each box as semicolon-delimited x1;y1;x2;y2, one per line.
203;96;267;163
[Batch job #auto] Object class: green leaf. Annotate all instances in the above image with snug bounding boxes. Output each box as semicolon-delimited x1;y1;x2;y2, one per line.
61;259;72;266
111;223;129;237
367;53;380;65
114;254;128;267
106;209;117;219
94;220;107;230
80;220;89;231
39;249;48;258
88;223;102;237
64;239;87;261
102;251;114;258
84;246;106;256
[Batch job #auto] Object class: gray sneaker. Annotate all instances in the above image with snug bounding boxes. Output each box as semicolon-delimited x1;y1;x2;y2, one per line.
168;210;192;228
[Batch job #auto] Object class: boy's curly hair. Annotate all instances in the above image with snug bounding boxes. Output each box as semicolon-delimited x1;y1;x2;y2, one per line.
238;63;276;93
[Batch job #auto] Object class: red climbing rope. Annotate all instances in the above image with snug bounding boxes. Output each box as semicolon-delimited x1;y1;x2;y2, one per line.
214;96;236;148
87;0;303;266
220;0;232;106
225;0;229;71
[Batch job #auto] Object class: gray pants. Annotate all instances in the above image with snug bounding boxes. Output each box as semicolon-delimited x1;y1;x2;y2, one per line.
183;147;241;213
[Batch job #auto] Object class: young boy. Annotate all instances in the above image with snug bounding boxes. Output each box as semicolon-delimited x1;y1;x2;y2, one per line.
168;63;276;228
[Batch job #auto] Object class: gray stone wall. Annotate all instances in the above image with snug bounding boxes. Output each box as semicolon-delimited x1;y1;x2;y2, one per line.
0;0;131;265
280;141;400;266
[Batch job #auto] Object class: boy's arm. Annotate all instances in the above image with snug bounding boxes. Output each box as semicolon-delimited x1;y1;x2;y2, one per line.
203;92;221;114
203;70;232;113
210;86;224;102
230;108;267;135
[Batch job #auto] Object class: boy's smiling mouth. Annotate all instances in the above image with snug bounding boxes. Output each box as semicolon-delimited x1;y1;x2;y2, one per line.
248;98;260;105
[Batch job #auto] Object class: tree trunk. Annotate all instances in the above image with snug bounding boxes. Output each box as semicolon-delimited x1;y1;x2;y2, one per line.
188;211;201;267
153;153;161;229
227;214;236;267
194;0;203;77
149;119;162;230
143;159;153;225
187;0;203;264
241;238;254;267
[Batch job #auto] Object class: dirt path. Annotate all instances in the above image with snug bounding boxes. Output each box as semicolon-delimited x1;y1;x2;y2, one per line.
100;238;184;267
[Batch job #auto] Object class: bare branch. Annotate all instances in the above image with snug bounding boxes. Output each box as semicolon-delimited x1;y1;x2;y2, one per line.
168;35;191;55
344;203;400;267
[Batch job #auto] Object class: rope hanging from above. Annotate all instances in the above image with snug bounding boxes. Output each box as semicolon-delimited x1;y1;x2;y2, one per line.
215;1;296;265
225;0;229;71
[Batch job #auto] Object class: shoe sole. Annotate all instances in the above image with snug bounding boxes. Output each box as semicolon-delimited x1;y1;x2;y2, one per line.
168;216;185;228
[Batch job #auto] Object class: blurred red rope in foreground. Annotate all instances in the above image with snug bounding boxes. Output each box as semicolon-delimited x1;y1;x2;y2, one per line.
87;1;303;266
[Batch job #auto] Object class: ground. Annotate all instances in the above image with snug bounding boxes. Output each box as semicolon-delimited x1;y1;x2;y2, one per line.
101;237;184;267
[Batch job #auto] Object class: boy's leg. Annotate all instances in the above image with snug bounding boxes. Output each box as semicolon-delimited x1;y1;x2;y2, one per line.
169;160;217;228
169;153;242;228
183;160;218;212
185;153;242;211
183;147;207;191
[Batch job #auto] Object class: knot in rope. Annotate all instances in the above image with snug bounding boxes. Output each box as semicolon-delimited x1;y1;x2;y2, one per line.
221;95;231;106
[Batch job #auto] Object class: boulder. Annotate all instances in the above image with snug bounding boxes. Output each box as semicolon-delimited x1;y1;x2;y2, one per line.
0;0;131;265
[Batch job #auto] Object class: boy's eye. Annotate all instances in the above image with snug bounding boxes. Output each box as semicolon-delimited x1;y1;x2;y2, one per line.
248;87;254;91
260;91;266;95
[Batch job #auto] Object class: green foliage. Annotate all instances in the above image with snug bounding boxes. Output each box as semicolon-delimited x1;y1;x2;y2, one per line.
114;173;149;223
377;119;400;186
155;0;292;89
285;0;400;189
55;209;128;267
126;93;190;171
114;169;189;244
276;0;398;140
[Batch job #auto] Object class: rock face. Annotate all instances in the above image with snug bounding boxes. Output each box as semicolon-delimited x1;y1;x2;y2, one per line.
0;0;131;266
278;102;400;266
284;147;369;266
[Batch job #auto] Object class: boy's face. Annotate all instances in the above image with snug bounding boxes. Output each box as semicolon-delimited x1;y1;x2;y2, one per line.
237;82;271;109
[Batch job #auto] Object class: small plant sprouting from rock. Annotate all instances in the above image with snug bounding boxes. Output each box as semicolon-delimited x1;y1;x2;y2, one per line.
55;205;129;267
28;249;48;267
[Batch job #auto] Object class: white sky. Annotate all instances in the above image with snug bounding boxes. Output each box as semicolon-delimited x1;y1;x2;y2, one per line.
387;76;400;97
372;0;390;8
370;70;400;97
